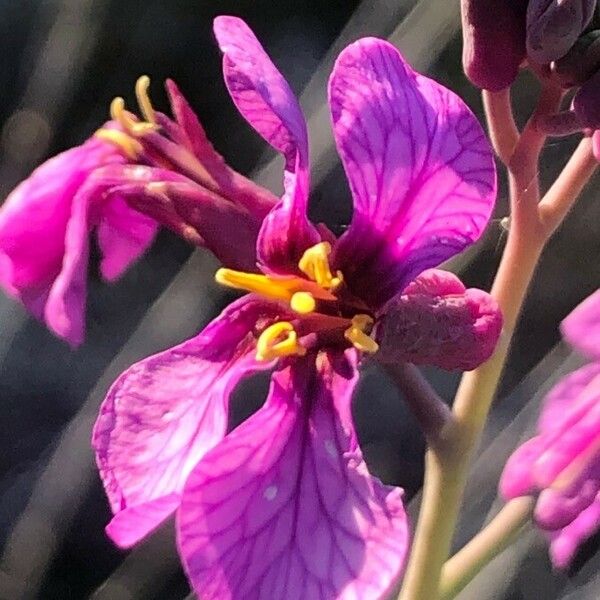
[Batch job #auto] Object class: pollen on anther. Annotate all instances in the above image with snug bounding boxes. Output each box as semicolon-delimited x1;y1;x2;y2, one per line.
290;291;316;314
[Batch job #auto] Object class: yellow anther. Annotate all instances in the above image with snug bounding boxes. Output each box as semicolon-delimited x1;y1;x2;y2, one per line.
256;322;306;361
344;314;379;354
94;128;143;159
298;242;343;290
290;292;316;314
110;96;156;137
135;75;157;124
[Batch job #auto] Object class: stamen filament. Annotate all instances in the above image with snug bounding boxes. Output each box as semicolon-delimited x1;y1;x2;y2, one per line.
110;97;156;136
256;322;306;361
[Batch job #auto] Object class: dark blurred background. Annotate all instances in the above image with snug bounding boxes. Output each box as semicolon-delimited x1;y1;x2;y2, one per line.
0;1;598;598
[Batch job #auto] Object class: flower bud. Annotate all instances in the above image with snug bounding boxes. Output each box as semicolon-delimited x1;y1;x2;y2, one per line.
573;67;600;127
461;0;527;91
552;30;600;86
527;0;597;63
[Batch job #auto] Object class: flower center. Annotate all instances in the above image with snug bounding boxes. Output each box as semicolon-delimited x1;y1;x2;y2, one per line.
215;241;379;361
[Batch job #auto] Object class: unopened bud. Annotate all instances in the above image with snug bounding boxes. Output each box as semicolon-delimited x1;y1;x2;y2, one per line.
527;0;597;63
573;67;600;127
461;0;527;91
552;30;600;86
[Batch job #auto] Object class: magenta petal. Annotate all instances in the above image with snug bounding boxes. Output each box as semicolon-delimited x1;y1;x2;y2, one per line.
97;195;158;282
213;16;319;274
329;38;496;307
376;269;502;371
561;289;600;359
500;437;544;500
93;296;284;547
106;493;182;548
549;496;600;569
178;352;408;600
0;137;123;325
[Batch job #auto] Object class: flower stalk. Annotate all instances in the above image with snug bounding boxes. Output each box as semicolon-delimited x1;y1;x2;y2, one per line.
397;83;597;600
439;497;534;600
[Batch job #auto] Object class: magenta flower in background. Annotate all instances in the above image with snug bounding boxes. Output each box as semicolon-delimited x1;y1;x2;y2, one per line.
93;16;500;599
501;289;600;569
0;76;278;346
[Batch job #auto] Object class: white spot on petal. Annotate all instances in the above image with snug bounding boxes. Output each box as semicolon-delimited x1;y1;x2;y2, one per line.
324;439;337;458
264;485;278;501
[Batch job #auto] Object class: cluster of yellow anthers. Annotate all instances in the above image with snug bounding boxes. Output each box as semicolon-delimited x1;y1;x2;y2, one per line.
216;242;379;361
95;75;157;159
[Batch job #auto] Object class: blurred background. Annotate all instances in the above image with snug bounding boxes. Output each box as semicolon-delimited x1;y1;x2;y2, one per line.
0;1;598;598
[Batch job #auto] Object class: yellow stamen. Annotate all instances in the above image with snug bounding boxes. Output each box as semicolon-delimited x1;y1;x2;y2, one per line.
216;268;299;302
256;322;306;361
135;75;157;124
110;96;156;136
290;292;316;314
344;314;379;354
298;242;343;290
94;129;142;159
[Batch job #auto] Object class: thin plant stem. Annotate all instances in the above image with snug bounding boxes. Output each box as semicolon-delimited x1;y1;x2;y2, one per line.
379;362;454;450
539;137;597;235
439;497;534;600
482;89;519;165
397;82;581;600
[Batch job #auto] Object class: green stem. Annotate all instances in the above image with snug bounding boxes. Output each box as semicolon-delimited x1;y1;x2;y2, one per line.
397;83;563;600
439;497;534;600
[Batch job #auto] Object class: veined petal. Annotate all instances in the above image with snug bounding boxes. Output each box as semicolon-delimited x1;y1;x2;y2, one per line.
177;351;408;600
561;289;600;359
375;269;502;371
213;16;319;274
97;195;158;282
329;38;496;308
93;295;285;548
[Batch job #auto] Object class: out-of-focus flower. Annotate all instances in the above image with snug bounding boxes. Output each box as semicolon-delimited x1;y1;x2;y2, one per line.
94;16;500;599
501;289;600;568
527;0;597;63
461;0;528;91
0;76;278;346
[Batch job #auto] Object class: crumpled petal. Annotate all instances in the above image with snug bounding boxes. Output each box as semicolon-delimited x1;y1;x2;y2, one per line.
116;179;262;272
461;0;527;91
549;495;600;568
97;194;158;282
0;136;123;323
213;16;319;274
527;0;597;64
561;288;600;359
329;38;496;308
92;295;285;548
165;79;277;218
375;269;502;371
178;351;408;600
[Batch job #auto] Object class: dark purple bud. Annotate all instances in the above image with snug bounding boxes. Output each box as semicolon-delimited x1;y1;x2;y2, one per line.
527;0;597;63
538;109;584;134
552;30;600;86
573;68;600;127
461;0;527;91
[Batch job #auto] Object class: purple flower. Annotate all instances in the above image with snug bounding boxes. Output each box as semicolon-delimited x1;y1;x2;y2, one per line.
501;289;600;569
0;78;278;346
93;16;500;599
